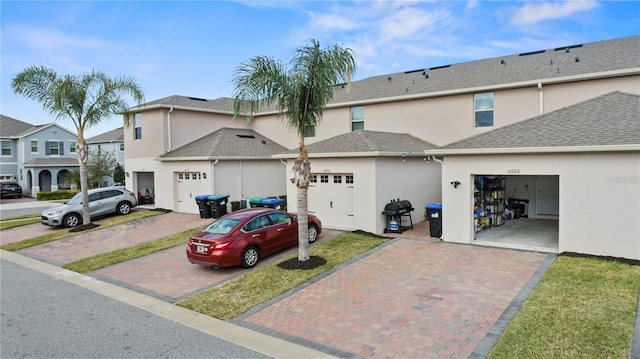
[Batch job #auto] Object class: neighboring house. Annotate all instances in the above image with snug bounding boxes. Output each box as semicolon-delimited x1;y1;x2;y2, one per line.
0;114;79;195
87;127;125;186
123;35;639;259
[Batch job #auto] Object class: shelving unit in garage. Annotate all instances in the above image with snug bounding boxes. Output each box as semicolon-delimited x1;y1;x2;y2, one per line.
474;176;506;229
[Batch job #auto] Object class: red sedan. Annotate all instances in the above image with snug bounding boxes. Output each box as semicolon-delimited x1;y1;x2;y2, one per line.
186;208;322;269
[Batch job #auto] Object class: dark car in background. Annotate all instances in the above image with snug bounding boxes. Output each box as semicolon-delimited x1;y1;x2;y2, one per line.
186;208;322;269
1;182;23;198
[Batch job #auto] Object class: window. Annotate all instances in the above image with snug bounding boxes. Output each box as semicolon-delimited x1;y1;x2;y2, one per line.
69;141;76;153
119;143;125;151
134;113;142;140
46;141;63;155
474;93;494;127
310;175;317;183
351;106;364;131
31;140;38;153
304;124;315;138
1;141;11;156
334;175;342;183
320;175;329;183
97;144;101;151
178;173;184;180
346;175;354;184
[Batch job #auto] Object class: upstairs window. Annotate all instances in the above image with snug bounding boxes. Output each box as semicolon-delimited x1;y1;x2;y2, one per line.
46;141;63;155
69;141;76;153
1;141;11;156
351;106;364;131
31;140;38;153
134;113;142;140
304;123;316;138
474;93;494;127
119;143;125;151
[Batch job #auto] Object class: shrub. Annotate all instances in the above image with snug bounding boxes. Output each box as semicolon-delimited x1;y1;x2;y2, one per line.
36;189;79;201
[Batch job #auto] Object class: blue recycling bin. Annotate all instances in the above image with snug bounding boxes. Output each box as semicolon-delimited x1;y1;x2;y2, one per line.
208;194;229;218
425;203;442;238
195;194;213;218
261;198;284;209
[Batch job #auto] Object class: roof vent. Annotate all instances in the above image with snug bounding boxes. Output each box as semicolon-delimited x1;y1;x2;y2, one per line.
187;97;208;101
387;76;392;81
575;56;580;62
424;73;429;79
550;59;553;65
404;69;425;74
236;134;256;139
518;50;545;56
554;44;583;52
429;64;451;70
500;59;505;65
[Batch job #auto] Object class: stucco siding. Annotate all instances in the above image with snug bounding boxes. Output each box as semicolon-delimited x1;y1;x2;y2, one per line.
440;152;640;260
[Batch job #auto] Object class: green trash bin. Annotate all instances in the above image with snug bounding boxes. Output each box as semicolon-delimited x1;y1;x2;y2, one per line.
249;197;267;208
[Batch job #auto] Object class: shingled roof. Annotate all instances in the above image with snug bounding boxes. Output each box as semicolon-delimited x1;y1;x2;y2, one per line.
276;130;437;159
87;127;124;143
23;158;79;167
429;91;640;155
130;35;639;114
158;127;288;160
1;114;42;137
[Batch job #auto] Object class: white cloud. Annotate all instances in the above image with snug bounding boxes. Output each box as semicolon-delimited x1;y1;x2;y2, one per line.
511;1;599;25
308;11;358;31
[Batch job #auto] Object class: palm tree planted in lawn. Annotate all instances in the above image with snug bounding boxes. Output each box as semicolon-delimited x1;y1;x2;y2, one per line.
12;66;144;227
232;39;356;262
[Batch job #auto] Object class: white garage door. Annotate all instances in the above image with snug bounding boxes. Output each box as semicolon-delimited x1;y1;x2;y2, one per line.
307;173;354;230
175;172;205;214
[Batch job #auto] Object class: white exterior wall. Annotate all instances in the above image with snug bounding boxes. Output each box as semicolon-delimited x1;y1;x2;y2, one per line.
285;156;441;233
213;160;287;202
440;152;640;260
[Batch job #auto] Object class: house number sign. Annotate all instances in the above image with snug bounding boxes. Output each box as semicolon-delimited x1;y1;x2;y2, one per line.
507;169;520;174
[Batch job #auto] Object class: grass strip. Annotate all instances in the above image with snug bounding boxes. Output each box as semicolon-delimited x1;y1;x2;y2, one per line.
488;256;640;359
63;226;203;273
0;217;41;230
0;210;165;251
177;232;387;320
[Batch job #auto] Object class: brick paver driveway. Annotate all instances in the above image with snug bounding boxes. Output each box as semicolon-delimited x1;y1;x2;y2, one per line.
236;238;552;359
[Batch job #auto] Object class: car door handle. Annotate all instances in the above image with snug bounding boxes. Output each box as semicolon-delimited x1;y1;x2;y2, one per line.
277;228;284;232
252;234;260;238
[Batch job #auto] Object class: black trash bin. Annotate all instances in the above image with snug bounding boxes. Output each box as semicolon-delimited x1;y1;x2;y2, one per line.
425;203;442;238
195;194;213;218
208;194;229;219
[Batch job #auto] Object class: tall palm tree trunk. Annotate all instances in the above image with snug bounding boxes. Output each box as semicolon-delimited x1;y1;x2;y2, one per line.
294;141;311;261
76;133;91;225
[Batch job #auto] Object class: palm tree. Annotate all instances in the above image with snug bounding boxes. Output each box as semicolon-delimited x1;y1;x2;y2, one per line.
11;66;144;226
232;39;356;261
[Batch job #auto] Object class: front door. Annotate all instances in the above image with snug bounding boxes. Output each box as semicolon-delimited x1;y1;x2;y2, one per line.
536;175;559;216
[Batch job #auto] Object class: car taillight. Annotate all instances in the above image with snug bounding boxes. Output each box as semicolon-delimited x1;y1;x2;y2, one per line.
213;242;231;250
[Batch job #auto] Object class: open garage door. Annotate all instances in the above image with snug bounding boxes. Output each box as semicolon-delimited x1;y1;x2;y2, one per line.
308;173;354;230
474;174;559;252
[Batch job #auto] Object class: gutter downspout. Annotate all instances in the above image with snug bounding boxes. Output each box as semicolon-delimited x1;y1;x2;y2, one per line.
538;82;544;115
211;159;218;194
431;155;444;165
167;107;174;152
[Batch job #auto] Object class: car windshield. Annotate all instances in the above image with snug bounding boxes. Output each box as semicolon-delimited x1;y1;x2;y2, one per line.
66;192;83;205
203;218;240;235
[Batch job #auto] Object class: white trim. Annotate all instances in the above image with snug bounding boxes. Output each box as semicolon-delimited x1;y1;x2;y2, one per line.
426;144;640;156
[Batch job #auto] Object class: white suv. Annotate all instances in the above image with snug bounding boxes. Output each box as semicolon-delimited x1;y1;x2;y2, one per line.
41;187;138;228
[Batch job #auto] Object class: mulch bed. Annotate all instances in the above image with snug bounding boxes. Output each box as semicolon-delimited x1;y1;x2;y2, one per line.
277;256;327;270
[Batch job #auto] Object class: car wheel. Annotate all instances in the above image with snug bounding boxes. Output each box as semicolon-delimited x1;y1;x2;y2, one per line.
63;213;81;228
116;201;131;215
241;246;259;268
308;224;319;243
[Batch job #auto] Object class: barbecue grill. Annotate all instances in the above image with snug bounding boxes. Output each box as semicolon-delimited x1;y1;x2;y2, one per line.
382;199;414;233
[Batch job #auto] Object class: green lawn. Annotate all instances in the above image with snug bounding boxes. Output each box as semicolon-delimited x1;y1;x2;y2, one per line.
488;255;640;359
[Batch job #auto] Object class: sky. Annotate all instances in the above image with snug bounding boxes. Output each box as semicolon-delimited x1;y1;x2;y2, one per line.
1;0;638;138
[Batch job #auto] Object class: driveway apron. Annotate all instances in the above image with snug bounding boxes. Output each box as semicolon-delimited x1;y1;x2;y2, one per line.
235;238;552;359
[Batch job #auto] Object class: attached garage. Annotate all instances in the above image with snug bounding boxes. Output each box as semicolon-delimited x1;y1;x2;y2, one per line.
277;130;442;234
427;92;640;260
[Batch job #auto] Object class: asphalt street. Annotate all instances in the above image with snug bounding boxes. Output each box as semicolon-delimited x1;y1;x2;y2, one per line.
0;258;272;359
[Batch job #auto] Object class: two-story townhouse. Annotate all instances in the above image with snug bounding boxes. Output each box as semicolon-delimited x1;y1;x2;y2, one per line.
123;35;639;259
0;115;79;196
86;127;125;186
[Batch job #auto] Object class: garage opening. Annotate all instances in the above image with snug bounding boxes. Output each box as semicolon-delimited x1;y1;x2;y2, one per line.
473;174;559;253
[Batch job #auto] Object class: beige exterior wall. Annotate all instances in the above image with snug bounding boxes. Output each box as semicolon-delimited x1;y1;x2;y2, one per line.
167;110;240;151
440;152;640;260
247;75;639;149
285;156;441;233
124;109;167;159
213;160;287;202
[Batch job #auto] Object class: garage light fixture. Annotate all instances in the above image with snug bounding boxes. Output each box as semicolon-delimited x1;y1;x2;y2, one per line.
202;172;207;179
451;180;461;188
